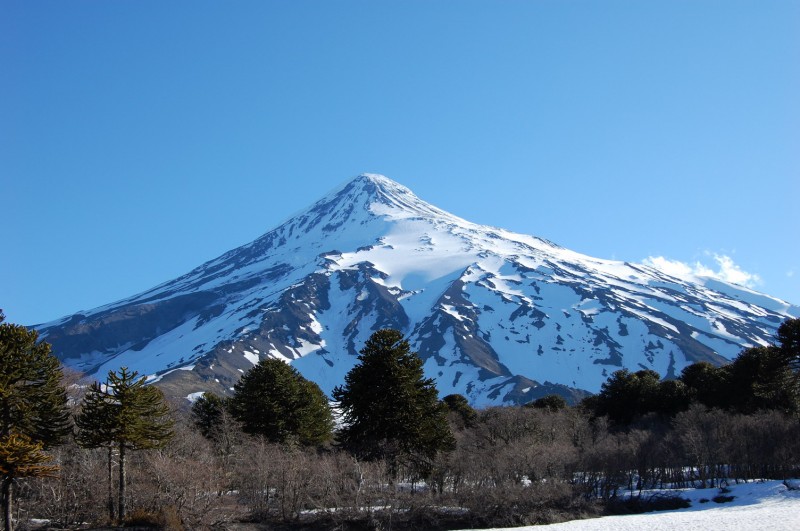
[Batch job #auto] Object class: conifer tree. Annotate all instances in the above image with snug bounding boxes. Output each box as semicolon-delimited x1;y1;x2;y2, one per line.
442;393;478;428
74;380;119;521
229;358;333;446
0;311;70;531
581;369;668;424
333;329;454;476
679;361;728;409
527;394;569;412
75;367;174;523
191;392;228;440
191;392;242;457
0;433;59;531
777;317;800;371
724;345;800;415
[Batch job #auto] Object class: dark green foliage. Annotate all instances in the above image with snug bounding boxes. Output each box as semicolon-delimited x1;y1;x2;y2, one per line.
73;381;117;450
585;369;662;425
333;329;455;473
583;368;692;425
527;394;569;412
0;312;71;444
586;343;800;424
582;319;800;425
295;379;335;446
229;358;333;446
679;361;728;409
442;393;478;428
191;392;228;440
653;379;691;416
680;336;800;416
76;367;174;452
724;345;799;415
0;311;70;531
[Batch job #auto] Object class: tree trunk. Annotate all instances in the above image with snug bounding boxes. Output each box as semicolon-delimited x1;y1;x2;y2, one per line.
118;444;126;524
107;446;115;522
2;477;12;531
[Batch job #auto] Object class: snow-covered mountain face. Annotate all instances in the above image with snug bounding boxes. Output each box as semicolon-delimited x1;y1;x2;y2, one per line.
38;174;799;406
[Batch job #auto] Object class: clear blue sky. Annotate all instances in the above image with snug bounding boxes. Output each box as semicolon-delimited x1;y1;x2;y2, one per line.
2;0;798;325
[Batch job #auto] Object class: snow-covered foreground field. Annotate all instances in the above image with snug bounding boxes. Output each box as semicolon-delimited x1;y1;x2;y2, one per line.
466;480;800;531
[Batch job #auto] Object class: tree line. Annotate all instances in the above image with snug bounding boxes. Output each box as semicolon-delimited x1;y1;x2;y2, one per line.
583;317;800;424
2;311;799;530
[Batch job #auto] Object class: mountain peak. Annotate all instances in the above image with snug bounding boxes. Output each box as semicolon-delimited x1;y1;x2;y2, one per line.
347;173;416;204
353;172;398;186
313;173;462;224
351;173;417;198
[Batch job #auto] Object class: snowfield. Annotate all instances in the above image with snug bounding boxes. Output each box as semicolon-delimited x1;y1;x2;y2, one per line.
468;480;800;531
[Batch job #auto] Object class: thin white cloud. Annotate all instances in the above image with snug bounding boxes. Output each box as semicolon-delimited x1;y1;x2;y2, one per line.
643;254;762;289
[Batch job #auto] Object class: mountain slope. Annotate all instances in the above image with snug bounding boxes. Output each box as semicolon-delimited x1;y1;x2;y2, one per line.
38;174;799;405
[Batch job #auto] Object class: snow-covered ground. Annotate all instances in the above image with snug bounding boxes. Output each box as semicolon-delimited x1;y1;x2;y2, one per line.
468;480;800;531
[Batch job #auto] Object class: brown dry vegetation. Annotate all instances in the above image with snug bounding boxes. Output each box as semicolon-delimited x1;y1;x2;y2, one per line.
10;401;800;531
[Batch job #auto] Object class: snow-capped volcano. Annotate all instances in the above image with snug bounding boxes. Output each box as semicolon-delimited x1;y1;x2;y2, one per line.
38;174;799;405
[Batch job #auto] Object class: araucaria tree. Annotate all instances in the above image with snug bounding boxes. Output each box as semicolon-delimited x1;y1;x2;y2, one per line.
229;358;333;446
75;367;174;523
0;311;70;531
191;391;229;440
333;329;454;476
